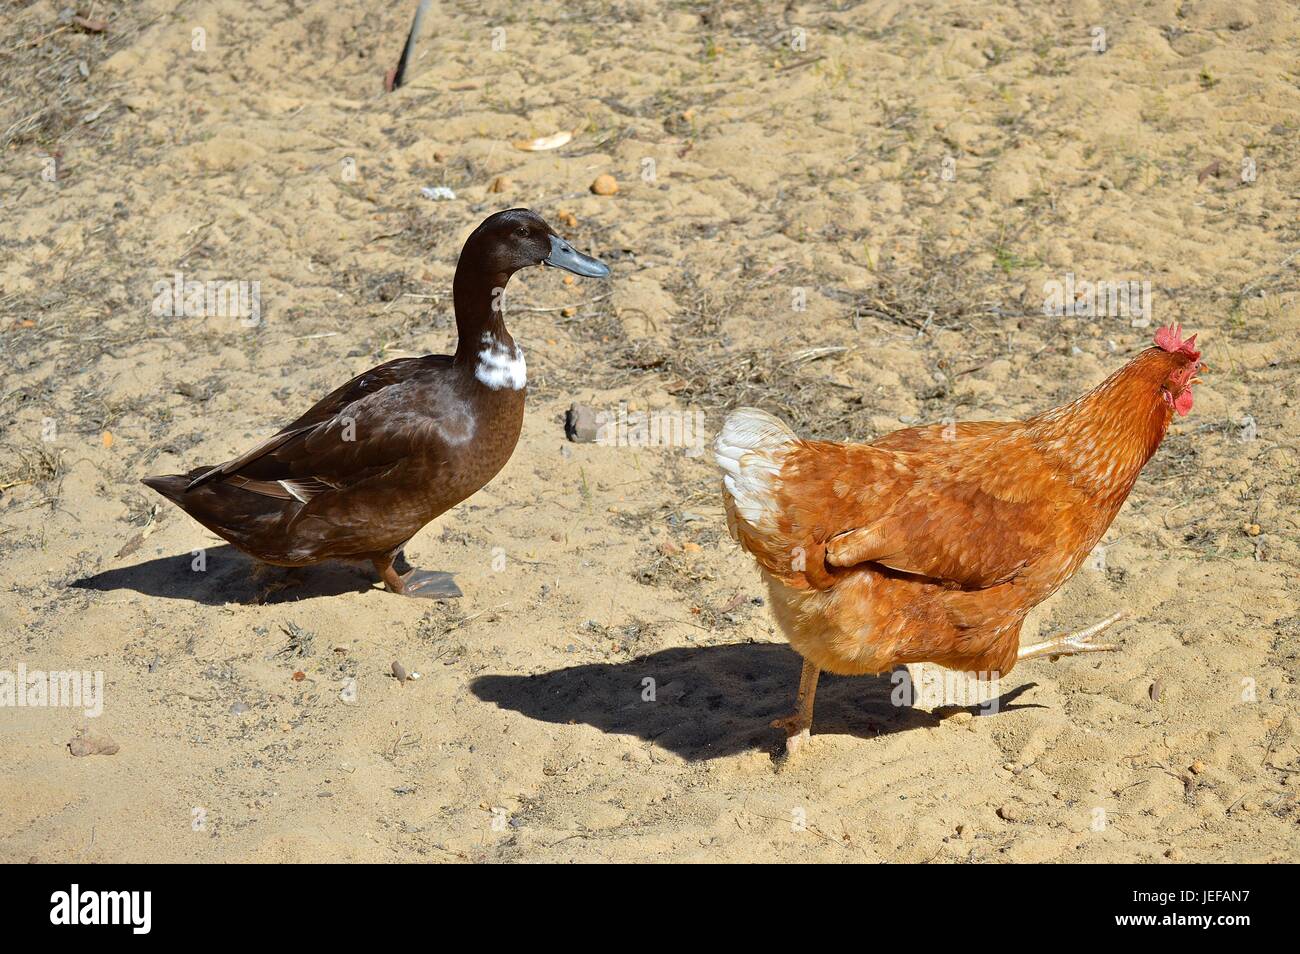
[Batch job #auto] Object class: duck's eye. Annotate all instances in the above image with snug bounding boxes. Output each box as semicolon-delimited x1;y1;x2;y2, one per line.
516;226;529;237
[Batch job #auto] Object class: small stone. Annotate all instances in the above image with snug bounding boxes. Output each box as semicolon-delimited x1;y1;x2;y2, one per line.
997;803;1022;822
947;710;974;725
68;731;119;757
487;175;513;193
391;661;408;683
229;701;249;715
1190;759;1207;775
1149;678;1163;702
590;174;619;196
1165;847;1183;860
565;403;600;442
682;541;702;553
1244;523;1261;536
561;306;576;317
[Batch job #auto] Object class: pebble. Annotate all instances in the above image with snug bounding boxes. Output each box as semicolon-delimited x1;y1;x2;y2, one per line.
229;701;249;715
997;803;1022;822
590;174;619;196
487;175;513;193
1190;759;1207;775
68;731;119;757
391;661;409;684
565;403;600;442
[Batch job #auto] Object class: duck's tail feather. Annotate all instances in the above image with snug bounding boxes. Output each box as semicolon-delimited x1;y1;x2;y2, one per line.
141;469;295;557
141;473;191;505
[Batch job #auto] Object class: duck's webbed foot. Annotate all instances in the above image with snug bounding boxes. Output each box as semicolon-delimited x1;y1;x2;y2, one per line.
397;568;463;598
374;557;463;599
252;563;302;604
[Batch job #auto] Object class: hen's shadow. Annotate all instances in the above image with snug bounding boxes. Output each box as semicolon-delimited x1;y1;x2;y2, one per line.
69;545;408;605
471;643;1041;761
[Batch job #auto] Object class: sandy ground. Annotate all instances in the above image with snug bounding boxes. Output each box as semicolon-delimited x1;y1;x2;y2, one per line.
1;0;1297;863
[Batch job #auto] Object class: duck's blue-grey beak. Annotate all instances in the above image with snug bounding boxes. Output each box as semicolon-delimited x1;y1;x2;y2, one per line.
544;233;610;278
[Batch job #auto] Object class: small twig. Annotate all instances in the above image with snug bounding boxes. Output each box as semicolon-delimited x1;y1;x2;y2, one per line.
388;0;432;91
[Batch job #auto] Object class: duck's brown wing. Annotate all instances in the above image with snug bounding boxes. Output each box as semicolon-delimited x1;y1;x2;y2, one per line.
187;356;449;497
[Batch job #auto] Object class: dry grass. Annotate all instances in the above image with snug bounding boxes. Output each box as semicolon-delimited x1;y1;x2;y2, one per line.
0;443;62;493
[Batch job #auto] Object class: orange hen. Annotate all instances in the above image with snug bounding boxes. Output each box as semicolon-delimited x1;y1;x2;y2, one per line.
715;325;1203;754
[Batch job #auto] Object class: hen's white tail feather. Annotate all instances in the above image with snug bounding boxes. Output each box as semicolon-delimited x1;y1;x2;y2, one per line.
714;408;799;528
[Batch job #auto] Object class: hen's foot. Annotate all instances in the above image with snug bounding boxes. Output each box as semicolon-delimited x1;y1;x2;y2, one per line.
1017;611;1126;662
374;559;463;598
771;723;811;758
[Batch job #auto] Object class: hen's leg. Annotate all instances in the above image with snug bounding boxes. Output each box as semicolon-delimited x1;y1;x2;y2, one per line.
771;659;820;756
373;556;463;599
1017;611;1125;662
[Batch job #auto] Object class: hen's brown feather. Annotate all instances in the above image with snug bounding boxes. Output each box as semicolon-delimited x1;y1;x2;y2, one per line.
718;345;1200;677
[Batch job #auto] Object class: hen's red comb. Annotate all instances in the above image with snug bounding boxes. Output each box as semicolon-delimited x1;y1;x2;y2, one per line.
1154;323;1200;360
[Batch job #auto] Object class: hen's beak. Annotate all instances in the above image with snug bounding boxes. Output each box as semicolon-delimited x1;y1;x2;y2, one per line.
543;234;610;278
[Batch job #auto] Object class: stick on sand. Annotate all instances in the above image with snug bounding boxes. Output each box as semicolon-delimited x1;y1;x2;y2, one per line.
387;0;433;92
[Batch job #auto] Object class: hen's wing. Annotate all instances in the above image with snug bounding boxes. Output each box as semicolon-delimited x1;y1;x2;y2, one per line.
188;356;450;500
821;423;1061;589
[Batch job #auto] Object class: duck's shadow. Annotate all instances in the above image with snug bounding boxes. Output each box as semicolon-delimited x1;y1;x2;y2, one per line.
471;643;1041;761
70;545;403;605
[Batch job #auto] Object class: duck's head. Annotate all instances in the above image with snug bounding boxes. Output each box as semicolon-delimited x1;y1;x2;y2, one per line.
463;208;610;280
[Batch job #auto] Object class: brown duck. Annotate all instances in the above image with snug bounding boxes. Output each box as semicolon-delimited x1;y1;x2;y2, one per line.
143;209;609;597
